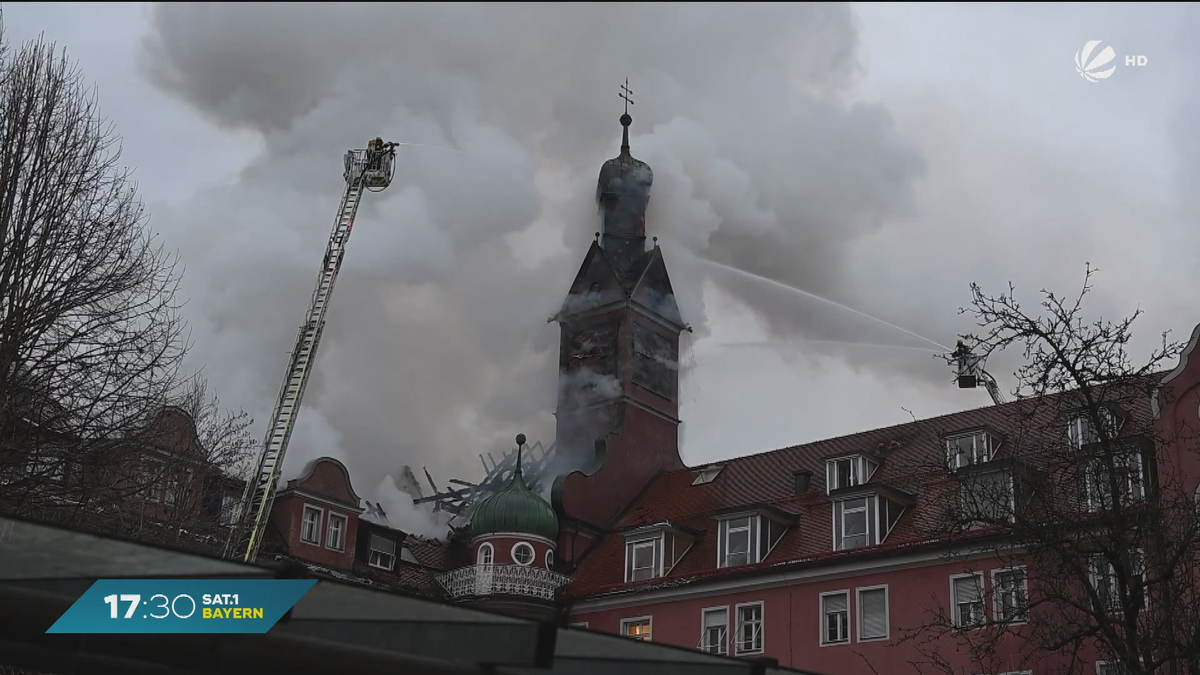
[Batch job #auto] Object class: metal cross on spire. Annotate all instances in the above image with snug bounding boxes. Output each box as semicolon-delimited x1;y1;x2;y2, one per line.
619;78;634;115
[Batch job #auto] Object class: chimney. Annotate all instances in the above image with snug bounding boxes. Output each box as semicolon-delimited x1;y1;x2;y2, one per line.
792;469;813;495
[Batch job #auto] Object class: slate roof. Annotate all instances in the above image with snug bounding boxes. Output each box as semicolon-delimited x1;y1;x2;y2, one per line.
564;376;1160;600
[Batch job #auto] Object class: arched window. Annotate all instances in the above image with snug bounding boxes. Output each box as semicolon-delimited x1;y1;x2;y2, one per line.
511;542;535;566
545;550;555;570
477;542;494;565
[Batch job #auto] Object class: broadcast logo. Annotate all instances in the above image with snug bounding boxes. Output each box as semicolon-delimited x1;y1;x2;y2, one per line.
1075;40;1149;83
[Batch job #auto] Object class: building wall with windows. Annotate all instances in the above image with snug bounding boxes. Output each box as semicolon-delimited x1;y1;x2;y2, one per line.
569;552;1054;672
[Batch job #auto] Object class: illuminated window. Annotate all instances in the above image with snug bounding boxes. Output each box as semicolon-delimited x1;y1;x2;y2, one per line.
621;616;652;641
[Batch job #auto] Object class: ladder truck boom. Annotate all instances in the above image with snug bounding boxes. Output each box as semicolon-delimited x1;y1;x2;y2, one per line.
227;138;400;563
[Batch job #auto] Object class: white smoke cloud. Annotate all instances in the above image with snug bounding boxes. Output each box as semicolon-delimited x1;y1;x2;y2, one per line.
136;3;932;498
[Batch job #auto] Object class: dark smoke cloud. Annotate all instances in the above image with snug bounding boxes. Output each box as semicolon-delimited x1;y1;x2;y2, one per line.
138;3;933;507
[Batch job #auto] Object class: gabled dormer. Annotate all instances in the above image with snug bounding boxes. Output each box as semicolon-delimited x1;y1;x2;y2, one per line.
943;427;1004;472
713;507;794;569
825;453;880;493
828;483;915;552
623;521;698;582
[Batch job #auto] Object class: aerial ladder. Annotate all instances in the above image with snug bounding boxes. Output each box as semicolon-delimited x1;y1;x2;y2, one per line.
951;340;1007;405
226;138;401;563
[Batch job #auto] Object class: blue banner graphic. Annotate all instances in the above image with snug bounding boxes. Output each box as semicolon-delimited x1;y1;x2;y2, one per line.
46;579;317;634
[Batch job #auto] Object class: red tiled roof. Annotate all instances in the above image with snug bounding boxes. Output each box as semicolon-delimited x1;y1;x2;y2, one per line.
405;535;457;571
565;379;1159;599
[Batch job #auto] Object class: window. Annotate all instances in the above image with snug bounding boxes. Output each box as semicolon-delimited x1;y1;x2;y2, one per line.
368;534;396;570
959;470;1015;523
626;537;661;581
834;497;872;550
700;607;728;655
857;586;889;642
326;513;347;551
692;464;724;486
826;455;878;493
477;542;494;565
621;617;652;641
946;431;996;470
218;495;238;526
831;494;905;551
511;541;535;566
820;591;850;645
734;602;764;655
545;550;554;569
300;505;322;545
1089;551;1144;615
715;515;786;568
1097;662;1131;675
951;573;986;628
1068;410;1118;449
720;516;753;567
1084;451;1144;511
992;568;1028;623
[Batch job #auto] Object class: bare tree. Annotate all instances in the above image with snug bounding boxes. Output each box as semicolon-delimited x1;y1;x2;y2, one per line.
0;26;190;510
894;265;1200;675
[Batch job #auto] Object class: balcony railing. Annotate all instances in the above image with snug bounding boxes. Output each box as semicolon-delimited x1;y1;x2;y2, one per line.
435;564;570;601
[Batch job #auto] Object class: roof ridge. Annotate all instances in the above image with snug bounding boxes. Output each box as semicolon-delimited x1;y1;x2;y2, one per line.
678;372;1166;471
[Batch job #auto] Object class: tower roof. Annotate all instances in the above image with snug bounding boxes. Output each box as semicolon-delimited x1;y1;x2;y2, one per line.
469;435;559;541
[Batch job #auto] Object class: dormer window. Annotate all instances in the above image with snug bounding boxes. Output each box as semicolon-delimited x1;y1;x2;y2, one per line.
1068;409;1119;449
624;524;695;582
692;464;724;486
959;469;1015;523
945;430;998;471
831;492;908;551
626;537;661;581
716;513;788;568
825;455;878;494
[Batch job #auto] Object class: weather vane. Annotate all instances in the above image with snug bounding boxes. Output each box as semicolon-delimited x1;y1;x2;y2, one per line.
619;78;634;115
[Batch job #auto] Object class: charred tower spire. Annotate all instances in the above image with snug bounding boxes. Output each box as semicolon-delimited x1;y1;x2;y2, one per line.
551;82;686;565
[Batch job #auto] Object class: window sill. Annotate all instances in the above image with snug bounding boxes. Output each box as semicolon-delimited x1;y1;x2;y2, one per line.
819;640;850;648
325;546;345;553
735;650;765;657
299;538;321;547
857;636;889;643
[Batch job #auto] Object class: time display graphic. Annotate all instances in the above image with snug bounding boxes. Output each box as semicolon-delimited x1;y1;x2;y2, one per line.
47;579;316;634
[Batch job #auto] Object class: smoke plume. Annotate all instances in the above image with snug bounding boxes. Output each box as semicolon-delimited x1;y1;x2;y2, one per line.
138;3;944;508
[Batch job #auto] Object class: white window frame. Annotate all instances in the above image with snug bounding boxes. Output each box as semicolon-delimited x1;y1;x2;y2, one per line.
325;512;347;551
626;536;662;581
692;465;724;486
511;541;535;566
734;601;764;655
545;549;554;569
367;533;396;571
717;515;758;568
1068;409;1118;449
300;504;324;546
832;497;875;551
819;590;851;646
945;431;995;471
856;585;889;642
620;616;653;641
991;567;1029;624
950;572;987;629
477;542;494;565
1088;550;1144;616
699;606;729;655
1084;450;1145;512
825;455;878;493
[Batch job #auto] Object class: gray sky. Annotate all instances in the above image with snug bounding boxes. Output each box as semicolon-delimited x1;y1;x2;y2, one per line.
4;3;1197;532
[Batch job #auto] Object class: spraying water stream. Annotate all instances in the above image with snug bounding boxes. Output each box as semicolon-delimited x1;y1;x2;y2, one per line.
690;255;953;352
720;339;941;354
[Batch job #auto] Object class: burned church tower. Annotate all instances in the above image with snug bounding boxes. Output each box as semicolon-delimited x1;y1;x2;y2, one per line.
551;91;687;565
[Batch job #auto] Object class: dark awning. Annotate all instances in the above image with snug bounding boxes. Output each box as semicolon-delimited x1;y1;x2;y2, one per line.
0;517;825;675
